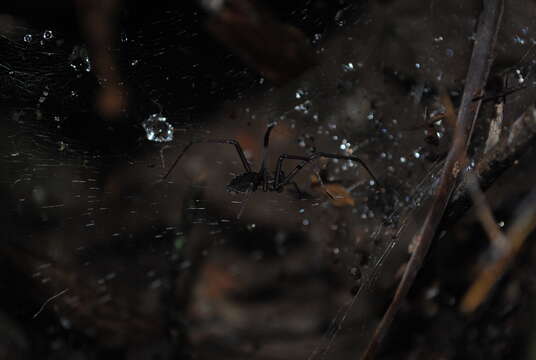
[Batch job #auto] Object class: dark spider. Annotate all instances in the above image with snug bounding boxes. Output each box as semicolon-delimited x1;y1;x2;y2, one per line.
163;123;379;195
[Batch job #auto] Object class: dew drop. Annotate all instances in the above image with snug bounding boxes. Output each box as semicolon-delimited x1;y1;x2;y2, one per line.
142;114;174;142
294;100;312;114
515;69;525;84
43;30;54;40
342;62;355;72
514;35;526;45
23;34;32;43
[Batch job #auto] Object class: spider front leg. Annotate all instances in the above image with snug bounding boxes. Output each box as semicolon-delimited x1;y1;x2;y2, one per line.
162;139;252;180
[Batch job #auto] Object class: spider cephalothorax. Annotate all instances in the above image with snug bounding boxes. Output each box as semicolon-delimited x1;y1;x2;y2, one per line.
226;172;262;193
163;123;379;196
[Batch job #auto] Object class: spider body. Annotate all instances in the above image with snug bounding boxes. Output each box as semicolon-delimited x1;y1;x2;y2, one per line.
163;124;379;195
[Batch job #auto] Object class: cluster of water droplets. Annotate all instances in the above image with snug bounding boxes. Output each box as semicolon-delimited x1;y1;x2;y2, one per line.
293;88;313;115
69;45;92;73
142;113;174;142
513;26;533;45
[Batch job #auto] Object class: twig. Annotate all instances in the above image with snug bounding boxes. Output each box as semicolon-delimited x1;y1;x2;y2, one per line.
460;185;536;313
360;1;504;358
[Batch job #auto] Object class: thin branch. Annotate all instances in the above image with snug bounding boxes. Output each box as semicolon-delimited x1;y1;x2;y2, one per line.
361;1;504;358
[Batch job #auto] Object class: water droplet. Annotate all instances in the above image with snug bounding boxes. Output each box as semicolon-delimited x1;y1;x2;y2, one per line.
342;62;355;72
302;219;310;226
43;30;53;40
498;221;505;228
295;88;306;99
23;34;32;43
413;150;421;159
515;69;525;84
120;32;128;43
130;59;139;66
142;114;174;142
433;35;444;43
400;156;407;163
294;100;312;114
339;139;351;151
514;35;526;45
415;63;422;69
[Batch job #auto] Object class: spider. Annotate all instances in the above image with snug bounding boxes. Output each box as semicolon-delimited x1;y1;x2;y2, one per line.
162;123;379;196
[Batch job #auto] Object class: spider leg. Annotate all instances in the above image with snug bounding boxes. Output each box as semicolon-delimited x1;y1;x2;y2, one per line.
274;152;379;189
274;154;310;189
312;152;379;185
162;139;251;180
259;123;276;172
259;123;276;191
